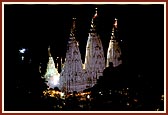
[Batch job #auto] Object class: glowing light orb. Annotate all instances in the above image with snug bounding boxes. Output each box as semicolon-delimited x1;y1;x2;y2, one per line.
19;48;26;53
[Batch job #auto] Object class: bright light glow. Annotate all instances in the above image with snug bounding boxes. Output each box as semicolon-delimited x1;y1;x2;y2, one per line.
53;75;59;85
87;95;90;99
47;74;60;88
21;56;24;60
19;48;26;53
60;92;64;97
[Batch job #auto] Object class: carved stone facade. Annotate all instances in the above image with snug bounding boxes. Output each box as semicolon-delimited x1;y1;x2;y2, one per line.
84;8;105;87
43;10;122;93
106;18;122;67
59;18;86;93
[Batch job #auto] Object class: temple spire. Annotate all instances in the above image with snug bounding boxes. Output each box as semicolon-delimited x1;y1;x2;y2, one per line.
60;17;84;93
106;18;122;67
44;47;60;89
84;7;105;87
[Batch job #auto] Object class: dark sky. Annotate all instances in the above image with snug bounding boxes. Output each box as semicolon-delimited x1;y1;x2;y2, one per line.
4;4;164;79
4;4;165;111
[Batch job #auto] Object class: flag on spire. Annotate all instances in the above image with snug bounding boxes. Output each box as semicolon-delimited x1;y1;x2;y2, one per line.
91;8;98;29
93;8;98;19
93;8;97;19
114;18;118;28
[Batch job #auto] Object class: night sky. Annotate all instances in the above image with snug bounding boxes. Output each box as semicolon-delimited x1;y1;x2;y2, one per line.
4;3;164;111
4;4;164;99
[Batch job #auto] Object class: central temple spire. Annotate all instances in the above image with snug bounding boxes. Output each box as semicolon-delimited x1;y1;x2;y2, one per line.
84;8;105;87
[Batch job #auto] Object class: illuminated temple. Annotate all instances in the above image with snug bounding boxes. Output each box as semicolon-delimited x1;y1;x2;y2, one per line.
106;18;122;67
84;8;105;87
42;8;122;93
59;18;85;93
43;46;60;89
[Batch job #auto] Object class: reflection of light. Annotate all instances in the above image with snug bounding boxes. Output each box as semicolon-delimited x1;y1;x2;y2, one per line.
19;48;26;53
87;95;90;99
